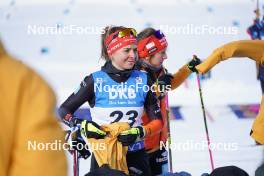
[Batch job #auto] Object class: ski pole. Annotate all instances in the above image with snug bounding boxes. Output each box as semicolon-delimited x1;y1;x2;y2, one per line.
196;69;215;171
67;126;81;176
165;95;173;173
73;150;77;176
73;150;80;176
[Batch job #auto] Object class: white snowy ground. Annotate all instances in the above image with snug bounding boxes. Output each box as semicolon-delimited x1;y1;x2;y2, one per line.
1;0;264;175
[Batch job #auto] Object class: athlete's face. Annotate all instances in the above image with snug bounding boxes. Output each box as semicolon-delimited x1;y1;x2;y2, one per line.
145;48;167;68
110;44;137;70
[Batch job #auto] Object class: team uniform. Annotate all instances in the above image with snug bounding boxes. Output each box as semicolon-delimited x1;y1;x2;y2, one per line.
137;63;191;175
137;29;193;175
59;61;163;175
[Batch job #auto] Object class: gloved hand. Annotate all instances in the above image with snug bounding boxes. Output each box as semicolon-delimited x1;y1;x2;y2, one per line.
71;130;91;159
62;113;83;127
69;117;83;128
117;126;145;146
80;120;106;139
187;55;201;72
157;73;174;87
65;128;91;159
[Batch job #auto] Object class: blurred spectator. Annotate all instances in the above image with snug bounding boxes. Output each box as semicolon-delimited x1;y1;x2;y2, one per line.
0;38;67;176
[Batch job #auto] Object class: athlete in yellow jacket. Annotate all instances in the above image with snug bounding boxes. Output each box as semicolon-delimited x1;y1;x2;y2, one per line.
0;40;67;176
195;40;264;144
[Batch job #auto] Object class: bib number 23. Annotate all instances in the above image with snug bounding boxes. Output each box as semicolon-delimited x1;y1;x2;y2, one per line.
110;110;138;126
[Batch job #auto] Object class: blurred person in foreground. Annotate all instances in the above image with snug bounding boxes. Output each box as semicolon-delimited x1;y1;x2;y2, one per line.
0;38;67;176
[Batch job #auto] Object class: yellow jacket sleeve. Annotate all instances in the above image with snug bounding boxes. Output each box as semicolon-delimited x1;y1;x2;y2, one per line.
194;40;264;144
196;40;264;74
0;52;67;176
171;65;192;90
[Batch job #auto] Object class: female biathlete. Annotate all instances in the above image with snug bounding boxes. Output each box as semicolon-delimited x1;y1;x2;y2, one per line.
59;26;164;175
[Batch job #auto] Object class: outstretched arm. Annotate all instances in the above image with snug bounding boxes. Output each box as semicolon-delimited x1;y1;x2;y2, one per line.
195;40;264;74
